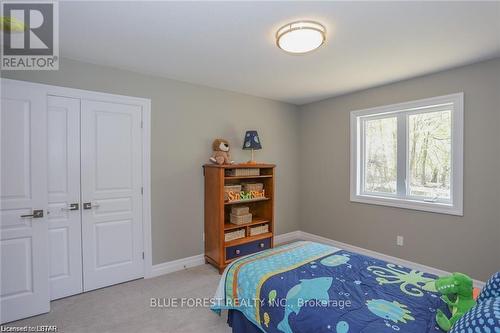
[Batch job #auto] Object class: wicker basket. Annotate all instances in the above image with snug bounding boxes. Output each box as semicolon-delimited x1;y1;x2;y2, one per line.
225;229;245;242
250;224;269;236
224;185;241;201
230;213;252;225
226;168;260;177
242;183;264;192
231;206;249;216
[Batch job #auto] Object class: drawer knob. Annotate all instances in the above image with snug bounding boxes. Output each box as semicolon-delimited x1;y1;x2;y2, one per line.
259;243;265;248
235;249;241;255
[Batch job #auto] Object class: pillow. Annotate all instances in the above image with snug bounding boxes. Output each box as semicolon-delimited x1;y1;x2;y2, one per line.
449;297;500;333
478;271;500;303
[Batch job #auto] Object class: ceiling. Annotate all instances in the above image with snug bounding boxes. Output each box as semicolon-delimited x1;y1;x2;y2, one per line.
60;1;500;105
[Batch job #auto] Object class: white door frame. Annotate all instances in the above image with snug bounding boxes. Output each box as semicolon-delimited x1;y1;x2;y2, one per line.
1;78;154;279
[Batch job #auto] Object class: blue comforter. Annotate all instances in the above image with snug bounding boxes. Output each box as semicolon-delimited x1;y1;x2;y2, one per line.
212;241;448;333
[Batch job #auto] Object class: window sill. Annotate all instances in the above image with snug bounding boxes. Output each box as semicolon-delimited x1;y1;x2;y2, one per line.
350;194;463;216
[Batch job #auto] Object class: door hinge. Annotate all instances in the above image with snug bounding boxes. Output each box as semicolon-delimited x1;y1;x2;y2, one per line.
140;121;143;129
142;252;145;259
141;187;143;195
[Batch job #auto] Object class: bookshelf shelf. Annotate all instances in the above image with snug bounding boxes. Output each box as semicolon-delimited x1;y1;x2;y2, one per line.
224;217;269;231
224;197;269;205
224;175;273;180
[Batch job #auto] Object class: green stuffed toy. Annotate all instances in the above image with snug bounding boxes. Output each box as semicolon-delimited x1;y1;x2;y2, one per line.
435;272;476;331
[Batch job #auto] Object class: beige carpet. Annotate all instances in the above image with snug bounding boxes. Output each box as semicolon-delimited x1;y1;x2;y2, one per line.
6;265;232;333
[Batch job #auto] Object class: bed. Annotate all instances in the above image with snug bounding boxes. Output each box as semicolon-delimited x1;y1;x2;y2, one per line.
212;241;448;333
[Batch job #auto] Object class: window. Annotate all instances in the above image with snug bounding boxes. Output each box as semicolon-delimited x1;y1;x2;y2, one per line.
350;93;463;215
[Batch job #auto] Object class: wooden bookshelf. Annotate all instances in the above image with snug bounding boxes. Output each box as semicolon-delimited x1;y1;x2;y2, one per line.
203;163;275;273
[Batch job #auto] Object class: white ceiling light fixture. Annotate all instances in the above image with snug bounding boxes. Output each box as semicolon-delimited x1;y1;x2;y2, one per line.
276;20;326;54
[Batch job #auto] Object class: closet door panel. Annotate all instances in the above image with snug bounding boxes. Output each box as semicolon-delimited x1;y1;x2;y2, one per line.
0;81;49;323
47;96;83;300
81;100;143;291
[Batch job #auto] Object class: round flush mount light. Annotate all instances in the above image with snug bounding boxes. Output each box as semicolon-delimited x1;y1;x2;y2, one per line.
276;20;326;54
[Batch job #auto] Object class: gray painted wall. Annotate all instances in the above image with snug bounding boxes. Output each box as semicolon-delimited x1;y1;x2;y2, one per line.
298;58;500;281
3;57;498;281
1;58;300;265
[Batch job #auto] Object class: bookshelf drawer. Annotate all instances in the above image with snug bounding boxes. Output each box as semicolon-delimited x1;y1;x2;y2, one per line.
225;238;271;261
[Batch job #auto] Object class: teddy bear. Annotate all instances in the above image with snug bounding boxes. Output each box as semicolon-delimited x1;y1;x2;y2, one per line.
210;138;234;165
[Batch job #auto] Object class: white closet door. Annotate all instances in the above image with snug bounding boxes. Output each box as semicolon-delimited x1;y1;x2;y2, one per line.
0;82;50;323
47;96;83;300
81;99;144;291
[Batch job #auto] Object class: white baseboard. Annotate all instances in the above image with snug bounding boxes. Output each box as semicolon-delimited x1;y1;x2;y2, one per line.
149;254;205;278
274;230;302;245
298;231;485;288
147;230;485;288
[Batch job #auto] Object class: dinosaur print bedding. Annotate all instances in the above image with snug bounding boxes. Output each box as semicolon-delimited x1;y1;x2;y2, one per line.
211;241;449;333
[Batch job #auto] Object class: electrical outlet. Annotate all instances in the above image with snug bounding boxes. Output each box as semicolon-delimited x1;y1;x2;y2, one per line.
397;235;404;246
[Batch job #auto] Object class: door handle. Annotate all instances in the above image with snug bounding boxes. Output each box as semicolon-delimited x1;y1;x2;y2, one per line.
61;203;79;211
20;209;44;218
83;202;100;210
68;203;79;211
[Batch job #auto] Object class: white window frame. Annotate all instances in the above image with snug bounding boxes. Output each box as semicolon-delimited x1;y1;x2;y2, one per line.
350;93;464;216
